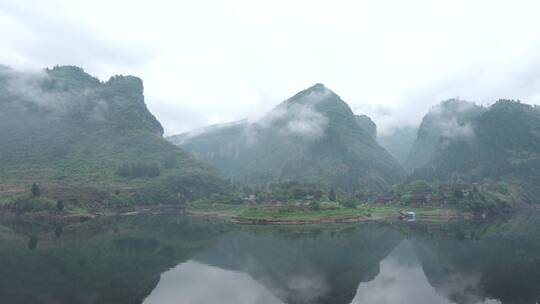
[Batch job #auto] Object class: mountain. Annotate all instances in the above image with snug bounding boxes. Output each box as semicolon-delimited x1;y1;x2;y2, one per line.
377;126;418;166
411;99;540;201
0;65;229;208
355;115;377;139
169;84;406;191
405;98;484;171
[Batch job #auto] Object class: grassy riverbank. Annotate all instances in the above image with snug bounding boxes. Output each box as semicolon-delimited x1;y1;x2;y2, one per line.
186;202;463;224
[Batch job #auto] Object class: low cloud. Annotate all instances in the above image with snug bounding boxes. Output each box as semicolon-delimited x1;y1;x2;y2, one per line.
257;102;328;140
0;67;109;122
176;88;333;145
143;261;283;304
251;87;331;141
427;99;480;140
351;241;500;304
438;118;475;140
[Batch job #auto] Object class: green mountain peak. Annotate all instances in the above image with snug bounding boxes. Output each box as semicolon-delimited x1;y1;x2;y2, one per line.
169;84;405;190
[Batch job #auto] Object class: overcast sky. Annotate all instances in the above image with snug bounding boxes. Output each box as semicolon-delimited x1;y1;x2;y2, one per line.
2;0;540;135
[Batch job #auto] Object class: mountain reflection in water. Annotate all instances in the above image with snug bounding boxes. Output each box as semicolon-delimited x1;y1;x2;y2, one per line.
1;213;540;304
351;241;500;304
143;261;282;304
144;240;502;304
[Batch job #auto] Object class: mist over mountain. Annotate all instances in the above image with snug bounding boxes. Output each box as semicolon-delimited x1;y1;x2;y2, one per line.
169;84;406;190
377;126;418;166
405;99;484;172
0;65;229;207
410;98;540;200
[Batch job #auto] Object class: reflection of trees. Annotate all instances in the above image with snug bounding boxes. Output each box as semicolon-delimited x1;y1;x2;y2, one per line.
411;214;540;304
27;236;38;250
0;215;229;304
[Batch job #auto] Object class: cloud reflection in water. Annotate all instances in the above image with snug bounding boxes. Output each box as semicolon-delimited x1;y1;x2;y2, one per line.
143;261;283;304
351;241;501;304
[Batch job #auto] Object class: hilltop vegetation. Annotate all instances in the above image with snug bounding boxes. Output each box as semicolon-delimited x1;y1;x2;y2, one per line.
405;98;485;171
409;99;540;204
169;84;406;192
2;64;539;217
0;65;231;211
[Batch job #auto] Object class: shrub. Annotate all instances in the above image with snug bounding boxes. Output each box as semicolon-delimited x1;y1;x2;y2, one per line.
5;196;55;212
56;200;65;212
309;201;321;210
328;189;336;202
342;200;356;209
31;183;40;197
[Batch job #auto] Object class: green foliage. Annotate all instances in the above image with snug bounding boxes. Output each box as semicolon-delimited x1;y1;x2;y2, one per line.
341;200;357;209
0;215;232;303
27;236;38;250
116;162;161;179
31;183;40;197
329;188;336;202
411;99;540;203
251;182;326;203
238;205;370;221
56;200;64;212
393;179;518;212
0;65;232;209
162;154;177;169
406;98;484;171
4;196;55;212
170;83;406;191
309;201;321;210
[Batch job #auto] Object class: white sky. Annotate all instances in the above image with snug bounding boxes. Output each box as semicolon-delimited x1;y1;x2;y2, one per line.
2;0;540;135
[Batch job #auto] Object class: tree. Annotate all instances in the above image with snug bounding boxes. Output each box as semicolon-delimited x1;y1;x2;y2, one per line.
329;188;336;202
342;200;356;209
54;225;63;238
309;201;321;210
56;200;64;212
27;236;38;250
31;183;40;197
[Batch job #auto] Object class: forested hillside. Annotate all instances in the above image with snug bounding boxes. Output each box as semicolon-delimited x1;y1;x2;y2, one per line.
411;99;540;202
169;84;406;191
0;65;230;209
405;98;484;171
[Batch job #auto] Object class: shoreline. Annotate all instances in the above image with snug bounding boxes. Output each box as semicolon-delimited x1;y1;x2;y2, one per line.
188;203;470;225
0;203;501;226
0;204;186;224
230;212;467;225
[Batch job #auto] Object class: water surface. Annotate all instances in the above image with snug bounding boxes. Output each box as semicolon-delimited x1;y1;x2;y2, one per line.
1;214;539;304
